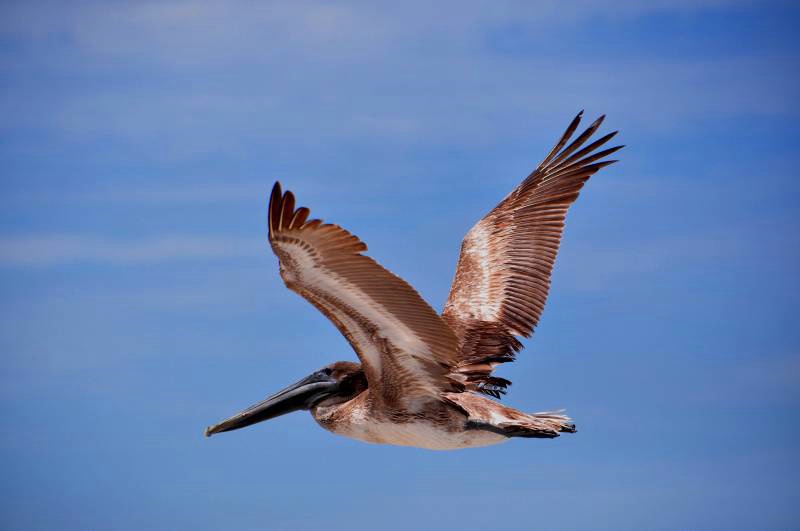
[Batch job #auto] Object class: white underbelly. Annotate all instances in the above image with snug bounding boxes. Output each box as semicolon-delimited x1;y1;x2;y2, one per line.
334;419;508;450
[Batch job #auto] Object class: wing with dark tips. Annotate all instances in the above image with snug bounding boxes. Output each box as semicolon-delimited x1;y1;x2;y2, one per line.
268;183;462;410
442;112;623;397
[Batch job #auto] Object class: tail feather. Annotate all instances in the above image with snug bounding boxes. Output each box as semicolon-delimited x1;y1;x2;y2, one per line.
443;392;577;439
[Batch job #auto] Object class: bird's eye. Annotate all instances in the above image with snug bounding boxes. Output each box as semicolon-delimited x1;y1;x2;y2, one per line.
321;367;333;376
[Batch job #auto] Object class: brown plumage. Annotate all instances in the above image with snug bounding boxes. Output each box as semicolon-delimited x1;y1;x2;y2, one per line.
268;182;463;410
205;112;621;449
443;112;622;397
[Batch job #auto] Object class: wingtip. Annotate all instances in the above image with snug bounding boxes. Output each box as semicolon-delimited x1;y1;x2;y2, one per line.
269;181;284;238
270;181;283;207
589;114;606;129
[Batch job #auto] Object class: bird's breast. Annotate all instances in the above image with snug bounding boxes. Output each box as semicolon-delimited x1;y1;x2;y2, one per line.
312;399;507;450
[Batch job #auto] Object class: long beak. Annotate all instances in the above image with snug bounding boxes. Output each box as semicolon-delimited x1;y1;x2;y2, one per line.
205;370;338;437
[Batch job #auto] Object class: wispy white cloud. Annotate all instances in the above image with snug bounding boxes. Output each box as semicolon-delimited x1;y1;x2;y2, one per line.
1;182;271;206
0;0;791;157
0;234;262;266
79;183;270;204
1;1;758;64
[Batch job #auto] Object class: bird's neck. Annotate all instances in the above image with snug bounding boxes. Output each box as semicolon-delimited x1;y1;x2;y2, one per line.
311;391;373;433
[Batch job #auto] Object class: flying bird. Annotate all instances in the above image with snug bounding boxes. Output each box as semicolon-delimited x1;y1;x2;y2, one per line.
205;112;622;449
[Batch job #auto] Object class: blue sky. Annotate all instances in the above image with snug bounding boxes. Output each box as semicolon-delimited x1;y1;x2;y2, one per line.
1;1;798;529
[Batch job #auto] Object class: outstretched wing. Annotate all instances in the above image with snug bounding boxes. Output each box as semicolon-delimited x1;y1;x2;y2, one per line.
268;183;461;410
442;112;623;397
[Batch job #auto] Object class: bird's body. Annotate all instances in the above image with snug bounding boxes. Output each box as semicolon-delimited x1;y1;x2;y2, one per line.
206;112;622;450
312;390;574;449
312;391;505;450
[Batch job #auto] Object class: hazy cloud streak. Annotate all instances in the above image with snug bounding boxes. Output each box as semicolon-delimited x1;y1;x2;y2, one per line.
0;235;262;266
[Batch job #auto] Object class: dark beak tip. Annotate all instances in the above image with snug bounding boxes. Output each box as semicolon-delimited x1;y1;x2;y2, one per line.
204;425;215;438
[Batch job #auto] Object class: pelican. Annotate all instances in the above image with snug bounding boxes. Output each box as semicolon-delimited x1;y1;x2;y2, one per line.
206;112;622;449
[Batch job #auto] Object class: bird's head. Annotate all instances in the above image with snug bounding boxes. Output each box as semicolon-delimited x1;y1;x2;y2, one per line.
205;361;366;437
